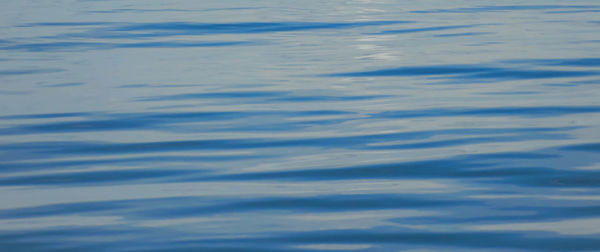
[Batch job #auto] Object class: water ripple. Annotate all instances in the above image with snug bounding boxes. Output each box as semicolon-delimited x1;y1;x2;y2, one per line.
2;1;600;251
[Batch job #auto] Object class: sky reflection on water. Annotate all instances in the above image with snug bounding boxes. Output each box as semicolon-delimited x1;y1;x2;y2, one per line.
1;0;600;251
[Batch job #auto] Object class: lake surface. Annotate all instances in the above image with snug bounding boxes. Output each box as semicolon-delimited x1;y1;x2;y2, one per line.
1;1;600;251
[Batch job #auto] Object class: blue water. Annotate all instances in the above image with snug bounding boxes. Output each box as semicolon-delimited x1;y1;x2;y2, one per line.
1;1;600;251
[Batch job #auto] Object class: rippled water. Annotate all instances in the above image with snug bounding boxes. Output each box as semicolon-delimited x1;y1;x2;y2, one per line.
1;1;600;251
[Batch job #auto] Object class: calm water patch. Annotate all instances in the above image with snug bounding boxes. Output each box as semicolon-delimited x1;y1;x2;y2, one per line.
1;1;600;251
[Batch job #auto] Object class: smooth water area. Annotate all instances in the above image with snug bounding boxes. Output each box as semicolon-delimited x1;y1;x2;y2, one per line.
1;1;600;251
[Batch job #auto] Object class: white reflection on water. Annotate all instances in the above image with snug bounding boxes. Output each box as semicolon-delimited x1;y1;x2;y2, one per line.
473;218;600;235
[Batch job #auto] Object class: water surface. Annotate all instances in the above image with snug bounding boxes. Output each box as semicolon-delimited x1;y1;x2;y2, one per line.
1;1;600;251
